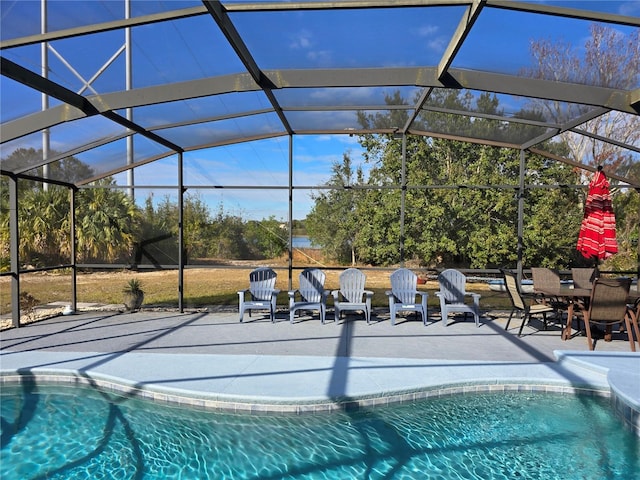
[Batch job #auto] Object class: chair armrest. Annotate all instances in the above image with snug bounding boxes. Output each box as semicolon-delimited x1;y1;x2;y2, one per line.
417;292;428;308
364;290;374;298
287;290;297;299
331;290;340;300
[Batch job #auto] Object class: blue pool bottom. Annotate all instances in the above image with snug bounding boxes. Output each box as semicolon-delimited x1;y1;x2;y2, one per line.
2;385;638;480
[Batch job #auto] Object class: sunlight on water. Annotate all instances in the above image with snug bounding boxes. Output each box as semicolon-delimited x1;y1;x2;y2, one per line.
1;385;638;479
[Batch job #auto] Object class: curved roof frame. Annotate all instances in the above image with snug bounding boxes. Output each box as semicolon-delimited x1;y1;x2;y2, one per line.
1;0;639;188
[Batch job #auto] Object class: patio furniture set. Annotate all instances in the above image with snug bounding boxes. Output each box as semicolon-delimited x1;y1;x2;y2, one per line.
238;267;478;328
502;267;640;352
238;265;640;353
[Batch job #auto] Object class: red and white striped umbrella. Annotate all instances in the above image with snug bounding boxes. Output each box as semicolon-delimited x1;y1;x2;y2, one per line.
576;168;618;260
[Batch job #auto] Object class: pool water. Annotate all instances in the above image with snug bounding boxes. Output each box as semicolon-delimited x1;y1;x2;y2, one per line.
1;385;638;480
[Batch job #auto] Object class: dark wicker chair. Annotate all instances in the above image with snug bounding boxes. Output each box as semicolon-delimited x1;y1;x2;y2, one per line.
578;278;634;351
501;270;555;337
571;267;597;315
571;267;596;289
531;267;570;317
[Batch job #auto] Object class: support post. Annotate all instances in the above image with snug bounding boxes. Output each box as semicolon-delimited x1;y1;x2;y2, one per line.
399;133;407;266
517;149;526;283
70;187;77;311
288;134;293;291
9;175;20;327
178;152;184;313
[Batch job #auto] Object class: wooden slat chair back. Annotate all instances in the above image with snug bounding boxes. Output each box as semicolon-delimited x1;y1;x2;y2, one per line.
436;269;481;327
501;269;555;337
331;268;373;324
581;278;634;351
385;268;428;325
237;267;280;322
288;268;328;324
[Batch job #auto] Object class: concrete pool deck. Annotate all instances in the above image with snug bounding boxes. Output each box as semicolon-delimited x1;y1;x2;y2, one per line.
1;308;638;432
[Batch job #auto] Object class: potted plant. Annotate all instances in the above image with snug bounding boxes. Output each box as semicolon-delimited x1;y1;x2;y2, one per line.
123;279;144;311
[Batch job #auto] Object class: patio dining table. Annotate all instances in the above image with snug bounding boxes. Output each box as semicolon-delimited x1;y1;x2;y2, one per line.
536;286;640;343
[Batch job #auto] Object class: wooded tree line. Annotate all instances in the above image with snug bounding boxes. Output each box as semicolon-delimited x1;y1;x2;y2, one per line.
0;151;288;269
1;140;637;272
305;136;637;271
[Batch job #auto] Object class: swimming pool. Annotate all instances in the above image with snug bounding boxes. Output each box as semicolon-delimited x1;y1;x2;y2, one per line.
1;384;638;479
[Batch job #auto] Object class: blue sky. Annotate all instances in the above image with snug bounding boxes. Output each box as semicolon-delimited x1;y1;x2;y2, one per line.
114;133;366;221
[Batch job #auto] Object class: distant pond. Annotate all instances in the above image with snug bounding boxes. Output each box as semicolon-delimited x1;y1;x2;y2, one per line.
291;236;319;249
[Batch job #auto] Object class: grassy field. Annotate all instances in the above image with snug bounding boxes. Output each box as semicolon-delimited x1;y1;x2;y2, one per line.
1;257;512;325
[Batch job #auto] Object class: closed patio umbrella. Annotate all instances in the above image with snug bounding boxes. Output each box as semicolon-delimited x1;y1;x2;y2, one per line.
576;166;618;262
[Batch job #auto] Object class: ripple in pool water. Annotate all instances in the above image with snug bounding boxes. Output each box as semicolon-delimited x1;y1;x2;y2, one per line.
1;385;639;479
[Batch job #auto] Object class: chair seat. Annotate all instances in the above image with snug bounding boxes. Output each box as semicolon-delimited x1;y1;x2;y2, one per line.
530;303;555;314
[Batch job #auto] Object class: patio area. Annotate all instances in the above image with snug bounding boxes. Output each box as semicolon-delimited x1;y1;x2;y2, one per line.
1;307;638;434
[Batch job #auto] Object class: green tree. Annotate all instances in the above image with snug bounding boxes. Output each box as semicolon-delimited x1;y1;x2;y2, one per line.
207;205;249;259
137;193;219;264
343;88;584;269
307;152;363;264
2;147;95;188
244;216;287;259
0;178;139;266
76;179;140;263
12;186;71;267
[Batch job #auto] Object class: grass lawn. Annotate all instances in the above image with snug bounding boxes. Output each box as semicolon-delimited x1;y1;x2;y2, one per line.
1;262;512;325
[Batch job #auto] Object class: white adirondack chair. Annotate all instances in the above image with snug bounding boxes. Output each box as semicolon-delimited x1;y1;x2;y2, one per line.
237;267;280;322
331;268;374;324
288;268;329;324
385;268;428;325
436;269;481;327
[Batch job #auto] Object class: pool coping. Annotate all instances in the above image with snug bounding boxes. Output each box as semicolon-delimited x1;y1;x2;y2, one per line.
1;349;638;434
